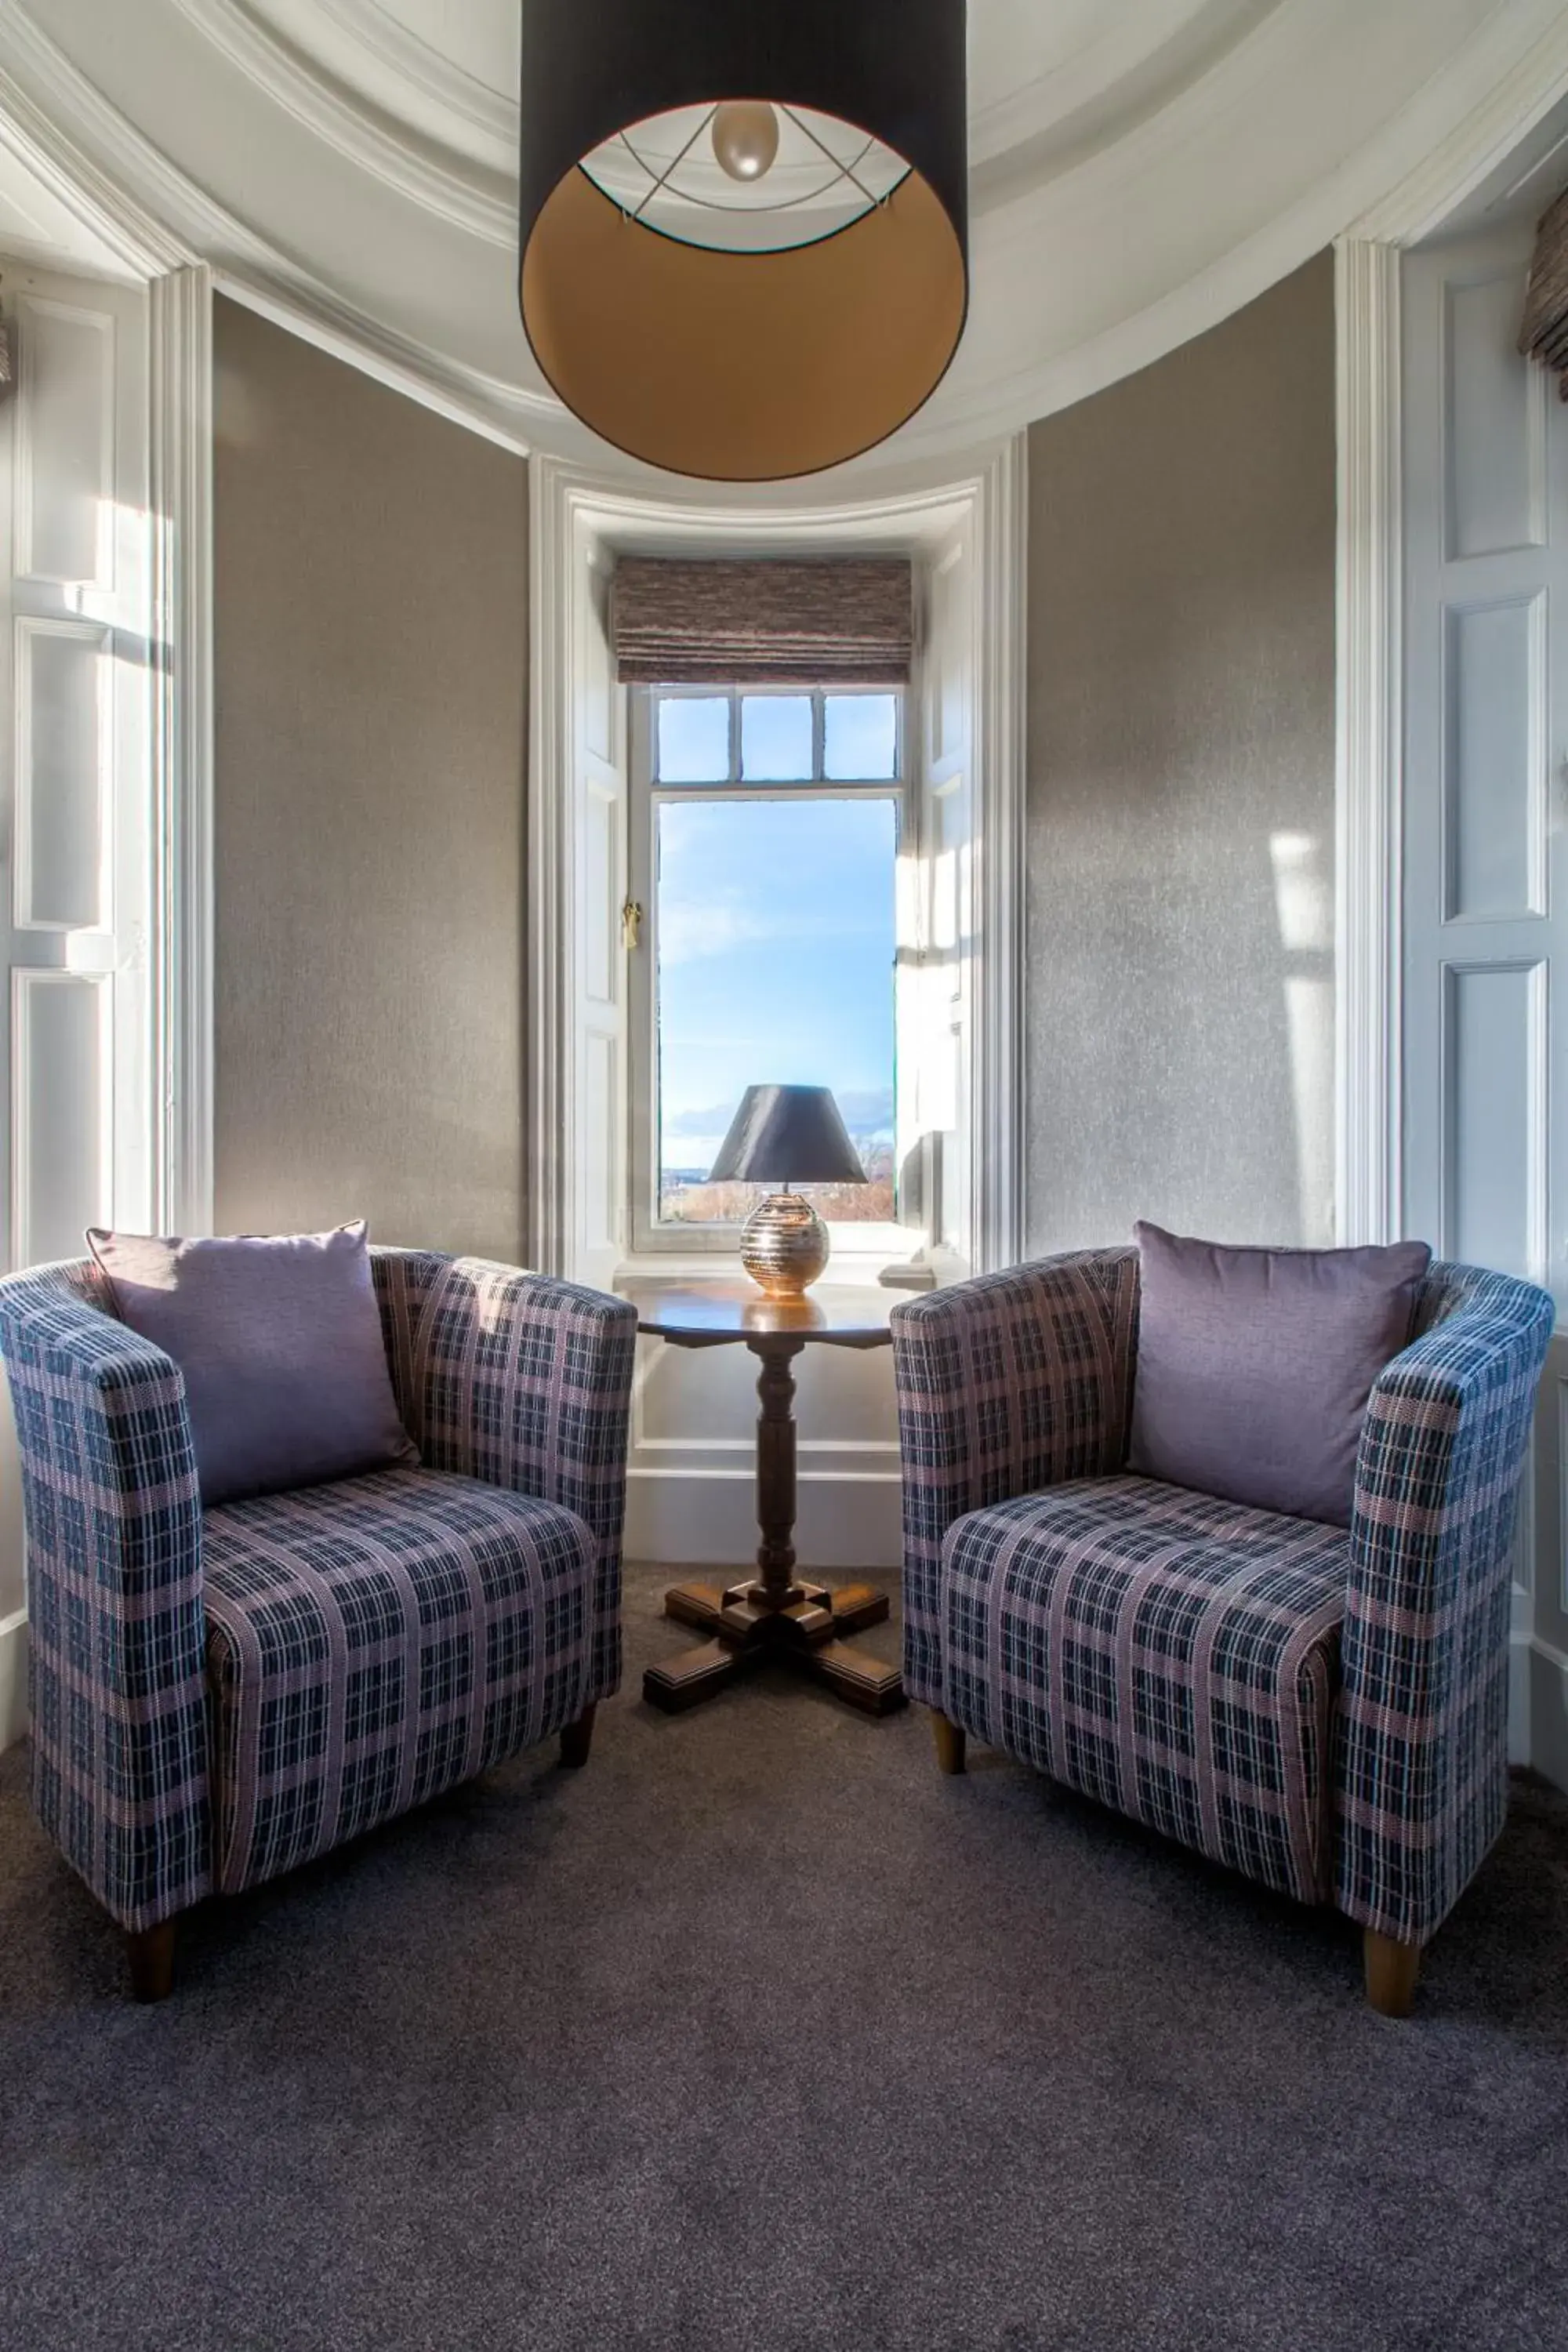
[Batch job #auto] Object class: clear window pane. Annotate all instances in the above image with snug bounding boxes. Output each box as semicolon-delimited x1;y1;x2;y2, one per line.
656;796;896;1224
823;693;898;781
657;695;731;782
740;695;813;782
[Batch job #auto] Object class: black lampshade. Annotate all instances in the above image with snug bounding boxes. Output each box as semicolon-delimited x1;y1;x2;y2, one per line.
708;1086;867;1187
517;1;969;481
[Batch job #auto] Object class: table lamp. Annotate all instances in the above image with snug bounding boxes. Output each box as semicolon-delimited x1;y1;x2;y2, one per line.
708;1084;867;1297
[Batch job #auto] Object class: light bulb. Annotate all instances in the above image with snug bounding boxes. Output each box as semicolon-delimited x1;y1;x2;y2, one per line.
712;100;779;183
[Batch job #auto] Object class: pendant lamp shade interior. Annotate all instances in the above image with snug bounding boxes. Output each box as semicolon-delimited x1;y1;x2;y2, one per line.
517;2;969;482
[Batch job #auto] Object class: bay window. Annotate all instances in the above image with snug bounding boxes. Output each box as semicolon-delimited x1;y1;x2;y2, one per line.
627;684;909;1257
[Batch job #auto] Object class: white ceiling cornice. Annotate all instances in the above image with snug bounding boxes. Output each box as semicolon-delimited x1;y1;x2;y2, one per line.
211;0;1297;194
2;0;1567;486
1348;3;1568;245
0;0;552;448
310;0;516;146
0;49;191;278
165;0;516;245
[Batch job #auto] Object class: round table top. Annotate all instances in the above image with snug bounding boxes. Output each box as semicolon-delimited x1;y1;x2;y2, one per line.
619;1279;897;1348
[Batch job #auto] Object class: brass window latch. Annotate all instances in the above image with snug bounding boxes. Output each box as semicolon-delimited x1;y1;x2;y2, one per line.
621;898;644;950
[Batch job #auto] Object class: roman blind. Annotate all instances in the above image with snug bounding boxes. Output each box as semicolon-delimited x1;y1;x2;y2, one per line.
611;557;913;684
1520;185;1568;396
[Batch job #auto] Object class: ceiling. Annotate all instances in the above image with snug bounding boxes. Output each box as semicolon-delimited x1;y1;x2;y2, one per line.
0;0;1565;478
235;0;1286;190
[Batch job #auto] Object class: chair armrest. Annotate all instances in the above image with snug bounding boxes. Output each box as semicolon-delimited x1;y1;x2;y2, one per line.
372;1251;638;1700
889;1249;1139;1706
0;1264;209;1932
1337;1265;1555;1945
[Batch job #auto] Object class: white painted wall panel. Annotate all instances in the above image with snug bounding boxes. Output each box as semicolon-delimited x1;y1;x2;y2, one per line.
14;295;114;587
570;535;626;1290
10;971;110;1269
920;527;975;1276
583;782;616;1008
582;550;613;768
635;1330;898;1455
581;1025;618;1273
1405;222;1568;1788
1443;597;1543;920
0;258;154;1703
1444;272;1543;561
1442;962;1541;1279
14;617;109;931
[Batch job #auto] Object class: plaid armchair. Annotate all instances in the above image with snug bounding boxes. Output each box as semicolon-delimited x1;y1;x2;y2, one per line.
891;1249;1554;2016
0;1247;637;1999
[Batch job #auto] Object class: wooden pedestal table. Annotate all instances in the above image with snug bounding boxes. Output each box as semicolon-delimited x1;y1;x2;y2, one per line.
624;1283;905;1718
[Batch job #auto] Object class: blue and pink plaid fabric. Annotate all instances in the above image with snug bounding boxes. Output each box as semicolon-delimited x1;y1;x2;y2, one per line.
370;1250;636;1703
894;1251;1140;1714
1337;1264;1554;1944
204;1469;597;1894
0;1250;636;1933
0;1259;209;1936
942;1475;1347;1903
893;1251;1553;1946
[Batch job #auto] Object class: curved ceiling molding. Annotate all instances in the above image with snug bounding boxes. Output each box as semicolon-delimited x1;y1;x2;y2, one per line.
2;0;1567;485
249;0;518;174
969;0;1283;198
184;0;1286;222
314;0;517;144
166;0;515;244
0;2;557;452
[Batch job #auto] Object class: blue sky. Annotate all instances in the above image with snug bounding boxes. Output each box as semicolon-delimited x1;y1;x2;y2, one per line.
658;795;897;1174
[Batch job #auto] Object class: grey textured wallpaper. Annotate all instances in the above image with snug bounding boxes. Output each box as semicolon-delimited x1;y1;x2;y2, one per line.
1025;253;1337;1257
212;300;529;1261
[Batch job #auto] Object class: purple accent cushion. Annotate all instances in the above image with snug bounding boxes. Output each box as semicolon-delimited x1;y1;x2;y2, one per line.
86;1220;418;1508
1127;1222;1432;1526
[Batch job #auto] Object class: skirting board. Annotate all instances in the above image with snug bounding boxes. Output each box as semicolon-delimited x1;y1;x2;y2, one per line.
1523;1634;1568;1796
0;1607;27;1754
1510;1631;1530;1768
626;1472;900;1573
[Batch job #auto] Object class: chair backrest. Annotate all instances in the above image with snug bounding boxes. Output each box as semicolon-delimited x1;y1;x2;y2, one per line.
1335;1253;1553;1944
0;1254;111;1319
1410;1257;1520;1341
0;1251;212;1931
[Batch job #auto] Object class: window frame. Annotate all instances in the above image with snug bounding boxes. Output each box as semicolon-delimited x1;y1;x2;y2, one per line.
627;681;914;1258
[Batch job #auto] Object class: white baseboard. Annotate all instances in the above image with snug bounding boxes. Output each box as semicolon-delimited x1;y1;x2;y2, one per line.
1509;1631;1530;1766
626;1472;901;1572
0;1608;27;1753
1523;1632;1568;1797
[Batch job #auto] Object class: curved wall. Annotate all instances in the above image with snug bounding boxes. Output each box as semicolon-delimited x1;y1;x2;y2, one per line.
212;298;531;1260
209;258;1338;1275
1024;254;1337;1256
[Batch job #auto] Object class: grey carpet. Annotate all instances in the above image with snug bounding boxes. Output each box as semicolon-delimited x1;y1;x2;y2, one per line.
3;1566;1568;2352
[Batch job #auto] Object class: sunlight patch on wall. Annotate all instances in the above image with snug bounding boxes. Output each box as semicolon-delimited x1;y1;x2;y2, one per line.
1270;829;1334;1244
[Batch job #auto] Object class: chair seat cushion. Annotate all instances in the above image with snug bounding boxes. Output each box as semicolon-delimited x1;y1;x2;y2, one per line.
941;1475;1350;1902
202;1468;596;1893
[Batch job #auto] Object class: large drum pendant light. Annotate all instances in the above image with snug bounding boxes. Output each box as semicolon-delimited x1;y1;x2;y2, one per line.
517;2;968;482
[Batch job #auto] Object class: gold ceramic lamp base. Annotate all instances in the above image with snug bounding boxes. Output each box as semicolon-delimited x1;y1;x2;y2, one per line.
739;1192;830;1297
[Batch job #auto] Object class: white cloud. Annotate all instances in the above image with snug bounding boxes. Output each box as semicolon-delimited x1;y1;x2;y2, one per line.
665;1101;739;1138
657;893;796;967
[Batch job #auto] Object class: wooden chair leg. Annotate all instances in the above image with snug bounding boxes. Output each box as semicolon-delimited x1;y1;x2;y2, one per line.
1363;1928;1421;2018
125;1918;177;2004
931;1710;967;1776
559;1704;597;1769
